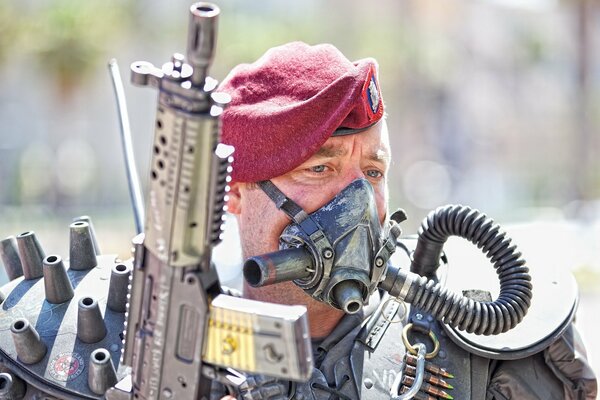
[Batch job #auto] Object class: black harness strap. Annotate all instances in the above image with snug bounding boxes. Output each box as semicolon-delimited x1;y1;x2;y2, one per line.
258;180;320;236
258;180;306;221
471;354;490;399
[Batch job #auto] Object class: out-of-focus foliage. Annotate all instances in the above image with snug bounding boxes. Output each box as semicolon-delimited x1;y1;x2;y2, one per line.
2;0;132;99
0;4;22;64
0;0;599;236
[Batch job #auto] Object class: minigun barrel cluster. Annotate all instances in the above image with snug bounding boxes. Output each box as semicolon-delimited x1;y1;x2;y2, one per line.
0;217;130;399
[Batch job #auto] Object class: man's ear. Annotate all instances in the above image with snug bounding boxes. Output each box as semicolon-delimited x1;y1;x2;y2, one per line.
226;182;242;215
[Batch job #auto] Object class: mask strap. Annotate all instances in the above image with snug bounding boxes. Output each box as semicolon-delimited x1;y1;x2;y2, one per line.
257;180;321;236
258;180;336;297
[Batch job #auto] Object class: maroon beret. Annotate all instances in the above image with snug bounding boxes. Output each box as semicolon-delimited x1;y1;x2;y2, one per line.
219;41;384;182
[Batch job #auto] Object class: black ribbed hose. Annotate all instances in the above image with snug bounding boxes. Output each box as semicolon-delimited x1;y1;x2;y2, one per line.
381;205;532;335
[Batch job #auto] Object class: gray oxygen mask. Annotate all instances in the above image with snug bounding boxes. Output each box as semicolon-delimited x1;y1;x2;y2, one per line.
243;178;400;314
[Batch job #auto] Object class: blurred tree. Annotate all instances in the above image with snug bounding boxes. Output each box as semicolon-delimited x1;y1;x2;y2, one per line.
20;0;133;100
574;0;596;200
0;4;22;64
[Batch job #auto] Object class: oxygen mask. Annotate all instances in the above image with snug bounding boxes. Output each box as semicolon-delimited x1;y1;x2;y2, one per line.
243;178;402;314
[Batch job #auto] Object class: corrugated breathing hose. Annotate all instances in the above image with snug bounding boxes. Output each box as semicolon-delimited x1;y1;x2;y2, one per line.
381;205;532;335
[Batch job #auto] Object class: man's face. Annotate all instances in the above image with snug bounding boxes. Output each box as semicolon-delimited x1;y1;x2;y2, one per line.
227;120;391;307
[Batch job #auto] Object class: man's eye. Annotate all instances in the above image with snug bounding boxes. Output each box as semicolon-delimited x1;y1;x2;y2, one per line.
310;165;327;173
366;170;383;179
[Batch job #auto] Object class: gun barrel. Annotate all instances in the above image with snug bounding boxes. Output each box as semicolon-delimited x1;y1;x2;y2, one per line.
187;2;219;86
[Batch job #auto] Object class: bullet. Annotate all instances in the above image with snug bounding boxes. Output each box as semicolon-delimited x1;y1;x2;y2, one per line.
16;231;45;280
77;297;106;343
10;318;47;364
402;375;454;400
0;236;24;281
405;364;454;390
42;255;74;304
88;348;118;395
400;385;436;400
69;221;97;270
72;216;101;255
107;263;131;313
0;371;26;399
406;354;454;379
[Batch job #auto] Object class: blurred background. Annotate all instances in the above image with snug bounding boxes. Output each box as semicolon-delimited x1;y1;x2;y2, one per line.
0;0;598;374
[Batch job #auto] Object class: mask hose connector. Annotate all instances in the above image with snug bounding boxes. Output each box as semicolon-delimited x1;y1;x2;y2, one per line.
381;204;532;335
331;281;363;314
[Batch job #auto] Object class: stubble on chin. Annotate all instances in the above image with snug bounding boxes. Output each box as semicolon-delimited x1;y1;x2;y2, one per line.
243;281;309;305
243;280;344;338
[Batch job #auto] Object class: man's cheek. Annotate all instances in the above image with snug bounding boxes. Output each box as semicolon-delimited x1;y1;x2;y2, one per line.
376;189;388;222
273;217;292;241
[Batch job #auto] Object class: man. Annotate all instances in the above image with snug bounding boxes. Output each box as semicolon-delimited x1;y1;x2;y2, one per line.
223;42;388;340
216;42;597;399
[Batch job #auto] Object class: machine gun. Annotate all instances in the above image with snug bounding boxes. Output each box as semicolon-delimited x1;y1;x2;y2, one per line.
0;3;312;399
110;3;313;398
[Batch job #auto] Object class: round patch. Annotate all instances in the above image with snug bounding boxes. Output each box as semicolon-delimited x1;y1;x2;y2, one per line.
49;352;84;382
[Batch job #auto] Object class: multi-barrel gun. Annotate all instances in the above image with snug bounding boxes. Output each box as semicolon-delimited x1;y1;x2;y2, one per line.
0;3;312;399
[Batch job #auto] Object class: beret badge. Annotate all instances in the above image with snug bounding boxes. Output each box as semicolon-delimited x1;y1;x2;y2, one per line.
367;75;380;114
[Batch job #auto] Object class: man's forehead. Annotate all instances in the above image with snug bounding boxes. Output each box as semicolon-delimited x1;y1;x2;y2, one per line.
310;137;391;164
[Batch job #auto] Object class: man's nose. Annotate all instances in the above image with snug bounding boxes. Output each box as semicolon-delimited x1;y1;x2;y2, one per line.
330;166;371;197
